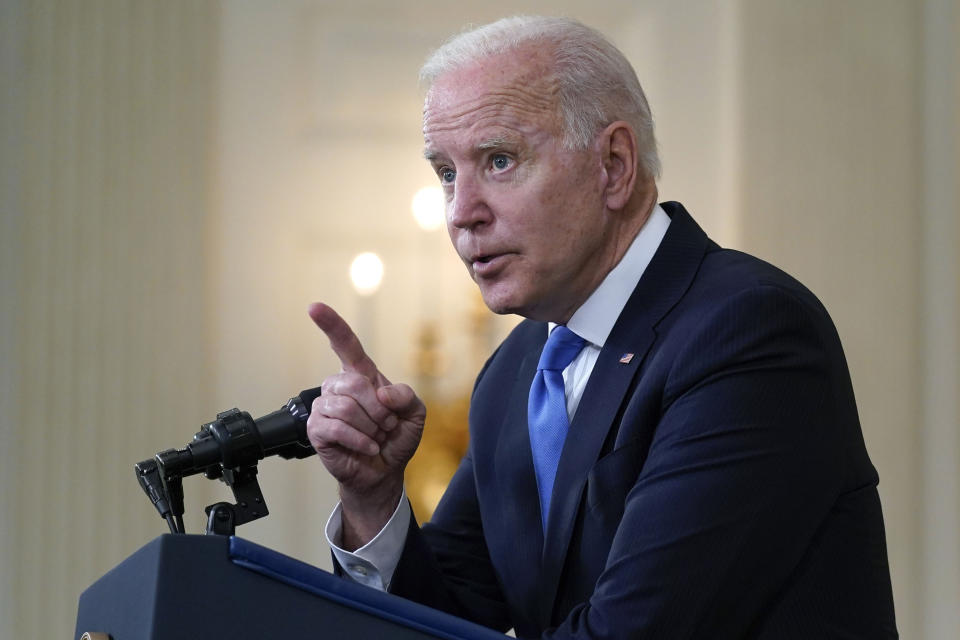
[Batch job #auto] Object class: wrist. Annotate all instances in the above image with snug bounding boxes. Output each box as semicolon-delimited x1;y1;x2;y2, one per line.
339;476;404;551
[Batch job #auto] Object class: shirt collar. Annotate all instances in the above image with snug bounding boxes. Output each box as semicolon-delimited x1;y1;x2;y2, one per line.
550;203;671;347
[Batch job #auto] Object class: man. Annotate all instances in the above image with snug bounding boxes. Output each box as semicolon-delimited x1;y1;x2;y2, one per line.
306;16;897;639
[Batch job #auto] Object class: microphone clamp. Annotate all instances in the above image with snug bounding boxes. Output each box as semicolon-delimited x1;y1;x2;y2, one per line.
134;387;322;535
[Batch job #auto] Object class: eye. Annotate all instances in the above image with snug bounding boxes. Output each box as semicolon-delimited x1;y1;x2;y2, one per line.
491;153;512;171
439;167;456;184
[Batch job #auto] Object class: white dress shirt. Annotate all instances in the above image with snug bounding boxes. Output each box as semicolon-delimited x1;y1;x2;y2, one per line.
326;204;672;590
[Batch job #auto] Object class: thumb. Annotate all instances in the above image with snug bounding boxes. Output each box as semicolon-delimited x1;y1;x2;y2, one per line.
377;384;426;420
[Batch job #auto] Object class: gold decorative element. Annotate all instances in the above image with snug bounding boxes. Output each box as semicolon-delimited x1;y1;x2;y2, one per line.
405;292;496;521
405;391;470;522
412;322;447;383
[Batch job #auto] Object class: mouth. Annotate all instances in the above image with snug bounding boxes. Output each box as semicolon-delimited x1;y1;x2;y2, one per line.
470;252;511;276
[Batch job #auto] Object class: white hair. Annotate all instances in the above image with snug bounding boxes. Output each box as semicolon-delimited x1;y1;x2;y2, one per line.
420;16;661;178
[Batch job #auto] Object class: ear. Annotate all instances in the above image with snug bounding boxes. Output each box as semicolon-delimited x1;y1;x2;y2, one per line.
598;122;639;211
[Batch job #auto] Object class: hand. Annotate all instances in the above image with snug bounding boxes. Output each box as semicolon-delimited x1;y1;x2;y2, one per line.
306;302;426;548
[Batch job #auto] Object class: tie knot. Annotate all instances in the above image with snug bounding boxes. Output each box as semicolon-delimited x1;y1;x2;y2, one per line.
538;325;586;372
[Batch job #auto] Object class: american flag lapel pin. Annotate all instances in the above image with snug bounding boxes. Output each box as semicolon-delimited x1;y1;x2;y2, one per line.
619;353;634;364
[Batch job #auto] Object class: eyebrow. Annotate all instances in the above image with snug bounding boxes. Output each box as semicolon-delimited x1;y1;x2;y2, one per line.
423;137;516;162
477;137;511;151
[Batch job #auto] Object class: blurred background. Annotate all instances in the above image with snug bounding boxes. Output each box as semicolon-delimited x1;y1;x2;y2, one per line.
1;0;957;638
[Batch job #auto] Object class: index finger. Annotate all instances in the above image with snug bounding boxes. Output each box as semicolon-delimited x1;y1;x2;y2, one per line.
308;302;388;385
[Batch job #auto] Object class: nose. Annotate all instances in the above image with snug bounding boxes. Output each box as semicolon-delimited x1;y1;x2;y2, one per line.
447;174;492;231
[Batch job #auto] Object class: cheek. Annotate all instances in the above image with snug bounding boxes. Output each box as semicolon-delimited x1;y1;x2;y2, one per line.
535;191;597;247
445;223;465;253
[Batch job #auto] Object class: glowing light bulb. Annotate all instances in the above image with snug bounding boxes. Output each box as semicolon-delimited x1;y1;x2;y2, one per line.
349;252;384;296
411;185;445;231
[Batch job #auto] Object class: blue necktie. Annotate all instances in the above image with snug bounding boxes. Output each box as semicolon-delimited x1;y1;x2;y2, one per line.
528;325;586;532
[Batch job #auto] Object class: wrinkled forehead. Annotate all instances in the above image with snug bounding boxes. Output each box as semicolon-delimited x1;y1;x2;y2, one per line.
422;50;562;139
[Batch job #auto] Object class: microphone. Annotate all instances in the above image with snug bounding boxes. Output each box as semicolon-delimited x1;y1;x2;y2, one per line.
152;386;324;481
135;386;323;534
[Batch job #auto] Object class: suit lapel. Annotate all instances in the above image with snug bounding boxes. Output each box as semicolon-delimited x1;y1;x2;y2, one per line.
538;202;712;619
486;326;547;615
495;342;546;549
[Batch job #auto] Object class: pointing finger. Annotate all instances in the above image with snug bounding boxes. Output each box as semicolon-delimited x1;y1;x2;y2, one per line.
308;302;387;385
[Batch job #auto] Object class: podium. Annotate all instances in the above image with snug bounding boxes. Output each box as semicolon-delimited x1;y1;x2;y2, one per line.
75;534;509;640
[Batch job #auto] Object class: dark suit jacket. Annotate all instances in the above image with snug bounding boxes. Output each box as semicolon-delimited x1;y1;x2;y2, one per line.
388;202;898;639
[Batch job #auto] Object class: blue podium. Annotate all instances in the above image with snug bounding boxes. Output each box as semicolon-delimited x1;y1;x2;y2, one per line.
75;534;509;640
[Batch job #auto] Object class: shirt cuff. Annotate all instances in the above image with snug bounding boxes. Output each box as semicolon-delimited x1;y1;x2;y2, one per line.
325;488;411;591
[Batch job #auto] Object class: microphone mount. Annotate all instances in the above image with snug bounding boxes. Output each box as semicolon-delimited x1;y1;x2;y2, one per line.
135;387;322;535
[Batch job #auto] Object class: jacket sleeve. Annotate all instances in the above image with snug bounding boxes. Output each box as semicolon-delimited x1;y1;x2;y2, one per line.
389;447;513;632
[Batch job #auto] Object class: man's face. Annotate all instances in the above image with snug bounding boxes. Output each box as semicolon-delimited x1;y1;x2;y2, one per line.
422;51;620;323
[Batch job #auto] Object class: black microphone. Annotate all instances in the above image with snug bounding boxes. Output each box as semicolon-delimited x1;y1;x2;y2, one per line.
144;386;323;482
134;387;324;533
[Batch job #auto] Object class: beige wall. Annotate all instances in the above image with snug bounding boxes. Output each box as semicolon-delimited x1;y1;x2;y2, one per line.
0;1;219;637
2;1;957;639
738;1;925;634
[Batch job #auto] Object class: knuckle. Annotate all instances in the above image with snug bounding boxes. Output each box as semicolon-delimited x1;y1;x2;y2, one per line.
319;394;342;415
339;373;369;395
332;394;359;414
367;401;391;421
320;375;341;395
314;394;349;419
306;418;333;449
327;420;348;441
327;420;361;449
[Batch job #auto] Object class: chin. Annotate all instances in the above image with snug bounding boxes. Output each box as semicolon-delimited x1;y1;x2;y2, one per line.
477;286;526;317
479;297;517;316
479;285;571;323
